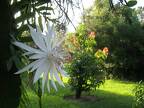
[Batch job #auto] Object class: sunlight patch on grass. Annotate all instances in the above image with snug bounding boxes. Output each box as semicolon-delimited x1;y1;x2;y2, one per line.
98;80;136;96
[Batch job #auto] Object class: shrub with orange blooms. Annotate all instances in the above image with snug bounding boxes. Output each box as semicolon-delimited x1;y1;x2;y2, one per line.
64;34;80;53
95;47;109;61
95;49;104;58
67;24;107;99
103;47;109;55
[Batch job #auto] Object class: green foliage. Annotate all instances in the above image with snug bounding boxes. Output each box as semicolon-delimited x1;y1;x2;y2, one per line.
133;81;144;108
127;0;137;7
68;52;105;93
10;0;53;42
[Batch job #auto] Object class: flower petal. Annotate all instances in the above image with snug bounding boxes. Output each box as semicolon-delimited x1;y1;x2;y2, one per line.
30;59;45;72
13;42;42;54
56;65;68;77
47;75;50;92
42;63;50;93
28;25;47;52
33;59;49;83
43;36;52;52
50;66;57;91
29;53;46;59
15;61;36;74
53;67;64;87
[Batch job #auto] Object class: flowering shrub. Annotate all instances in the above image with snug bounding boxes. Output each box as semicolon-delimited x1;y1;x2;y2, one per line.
66;24;107;98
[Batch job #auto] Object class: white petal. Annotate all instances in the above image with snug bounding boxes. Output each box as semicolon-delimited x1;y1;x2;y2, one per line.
56;65;68;77
47;75;50;92
47;23;55;37
33;68;43;83
44;24;56;51
29;53;46;59
42;73;46;94
30;59;45;72
44;34;52;51
15;61;36;74
36;24;42;33
13;42;42;54
41;62;50;94
28;25;47;52
53;67;64;87
53;38;64;49
50;66;57;91
51;79;57;91
33;60;48;83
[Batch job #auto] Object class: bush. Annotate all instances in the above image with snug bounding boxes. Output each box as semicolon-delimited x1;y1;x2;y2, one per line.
68;52;106;98
133;81;144;108
66;24;107;99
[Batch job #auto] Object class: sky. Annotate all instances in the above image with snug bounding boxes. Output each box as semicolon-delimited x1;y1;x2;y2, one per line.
67;0;144;32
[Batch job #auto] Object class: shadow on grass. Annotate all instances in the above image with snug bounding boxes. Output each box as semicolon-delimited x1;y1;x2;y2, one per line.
91;89;134;108
28;89;134;108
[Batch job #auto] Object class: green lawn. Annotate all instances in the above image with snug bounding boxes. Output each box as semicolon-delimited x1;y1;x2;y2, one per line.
25;80;136;108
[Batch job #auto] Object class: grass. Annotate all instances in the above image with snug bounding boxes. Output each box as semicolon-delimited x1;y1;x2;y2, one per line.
25;80;136;108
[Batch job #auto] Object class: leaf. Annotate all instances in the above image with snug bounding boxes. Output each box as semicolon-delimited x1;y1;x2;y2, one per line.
38;16;43;32
35;1;46;7
11;1;29;13
10;45;22;69
18;36;32;42
15;12;35;24
18;25;29;34
41;12;51;16
127;0;137;7
7;58;13;72
36;6;53;12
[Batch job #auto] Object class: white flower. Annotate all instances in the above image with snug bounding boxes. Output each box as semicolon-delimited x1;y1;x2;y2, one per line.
13;23;68;93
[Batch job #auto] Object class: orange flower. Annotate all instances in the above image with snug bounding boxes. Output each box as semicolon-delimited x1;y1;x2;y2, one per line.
103;47;109;55
88;31;96;39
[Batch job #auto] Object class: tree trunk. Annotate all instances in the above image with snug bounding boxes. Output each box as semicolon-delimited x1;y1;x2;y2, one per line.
75;77;83;99
75;88;82;99
0;0;21;108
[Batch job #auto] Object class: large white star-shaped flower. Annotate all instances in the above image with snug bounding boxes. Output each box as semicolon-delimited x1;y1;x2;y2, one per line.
14;24;68;93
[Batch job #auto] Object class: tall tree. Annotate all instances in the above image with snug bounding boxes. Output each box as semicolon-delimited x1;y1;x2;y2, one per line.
0;0;21;107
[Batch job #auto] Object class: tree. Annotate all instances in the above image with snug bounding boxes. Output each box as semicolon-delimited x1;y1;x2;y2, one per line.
0;1;21;107
83;0;144;80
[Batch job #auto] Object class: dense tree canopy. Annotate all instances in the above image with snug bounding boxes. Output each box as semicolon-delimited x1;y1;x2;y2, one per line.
83;0;144;81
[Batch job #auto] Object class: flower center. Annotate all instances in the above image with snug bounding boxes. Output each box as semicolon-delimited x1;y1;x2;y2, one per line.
47;53;54;60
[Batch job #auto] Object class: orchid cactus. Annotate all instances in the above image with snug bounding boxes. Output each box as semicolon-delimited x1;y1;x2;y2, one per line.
13;23;69;93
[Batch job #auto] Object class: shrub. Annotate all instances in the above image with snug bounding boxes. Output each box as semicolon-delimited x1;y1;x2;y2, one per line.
66;24;107;99
133;81;144;108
